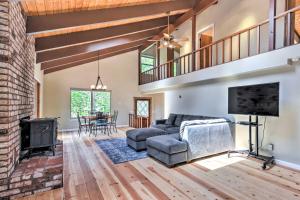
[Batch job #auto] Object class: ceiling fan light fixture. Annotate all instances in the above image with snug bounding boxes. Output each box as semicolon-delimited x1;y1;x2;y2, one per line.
163;41;168;46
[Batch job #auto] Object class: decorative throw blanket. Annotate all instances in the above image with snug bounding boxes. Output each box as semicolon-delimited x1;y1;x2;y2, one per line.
179;119;234;161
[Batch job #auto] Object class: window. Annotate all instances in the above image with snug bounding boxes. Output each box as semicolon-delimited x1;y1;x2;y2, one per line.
70;89;111;118
141;56;155;73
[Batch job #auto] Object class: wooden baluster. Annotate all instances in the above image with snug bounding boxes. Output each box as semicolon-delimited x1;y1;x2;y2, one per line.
287;12;295;46
188;54;191;73
222;40;225;64
183;56;186;74
238;34;241;59
257;25;261;54
209;47;212;67
248;30;251;57
229;37;232;61
215;43;218;65
203;48;207;68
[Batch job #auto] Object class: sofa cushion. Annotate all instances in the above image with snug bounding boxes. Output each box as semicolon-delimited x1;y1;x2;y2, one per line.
165;113;177;125
151;124;172;131
146;134;187;154
174;115;183;126
126;128;166;142
166;127;180;134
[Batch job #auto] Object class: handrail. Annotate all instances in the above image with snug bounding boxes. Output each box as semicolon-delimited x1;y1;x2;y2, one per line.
140;6;300;84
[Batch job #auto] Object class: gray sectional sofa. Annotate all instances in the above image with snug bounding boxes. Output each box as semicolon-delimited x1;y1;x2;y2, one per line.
151;113;217;134
126;113;234;167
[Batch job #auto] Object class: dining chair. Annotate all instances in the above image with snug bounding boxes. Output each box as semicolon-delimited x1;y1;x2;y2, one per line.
109;110;118;133
94;118;110;136
77;113;90;136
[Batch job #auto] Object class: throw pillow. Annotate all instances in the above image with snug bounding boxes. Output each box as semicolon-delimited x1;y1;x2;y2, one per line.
174;115;183;127
165;113;177;125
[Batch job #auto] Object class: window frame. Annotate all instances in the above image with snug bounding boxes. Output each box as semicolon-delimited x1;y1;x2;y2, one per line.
140;55;155;73
70;88;112;119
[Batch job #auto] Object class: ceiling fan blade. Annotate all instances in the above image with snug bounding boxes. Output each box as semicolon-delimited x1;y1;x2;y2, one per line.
163;33;171;40
173;37;189;42
148;39;160;42
171;41;182;49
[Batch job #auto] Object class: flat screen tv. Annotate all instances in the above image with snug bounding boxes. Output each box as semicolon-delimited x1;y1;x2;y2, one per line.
228;82;279;116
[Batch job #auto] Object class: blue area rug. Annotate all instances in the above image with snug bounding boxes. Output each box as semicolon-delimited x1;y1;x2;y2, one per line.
95;138;148;164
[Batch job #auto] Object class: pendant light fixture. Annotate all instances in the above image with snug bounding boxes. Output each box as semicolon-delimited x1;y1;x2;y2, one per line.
90;52;107;90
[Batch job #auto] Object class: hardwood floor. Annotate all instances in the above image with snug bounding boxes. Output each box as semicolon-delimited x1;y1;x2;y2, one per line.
18;129;300;200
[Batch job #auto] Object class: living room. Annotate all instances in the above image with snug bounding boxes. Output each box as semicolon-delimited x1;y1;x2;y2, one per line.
0;0;300;199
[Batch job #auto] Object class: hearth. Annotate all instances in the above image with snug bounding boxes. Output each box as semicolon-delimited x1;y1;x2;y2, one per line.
20;117;58;159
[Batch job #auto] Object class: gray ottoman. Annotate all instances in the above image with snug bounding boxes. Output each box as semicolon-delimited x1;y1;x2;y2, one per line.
146;134;188;167
126;128;166;151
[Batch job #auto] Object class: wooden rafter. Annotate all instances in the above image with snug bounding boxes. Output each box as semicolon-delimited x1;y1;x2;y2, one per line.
41;39;149;71
44;46;140;74
36;29;162;63
26;0;194;34
35;16;179;52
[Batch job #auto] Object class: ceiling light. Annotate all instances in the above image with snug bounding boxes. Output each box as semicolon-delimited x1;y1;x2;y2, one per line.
90;52;107;91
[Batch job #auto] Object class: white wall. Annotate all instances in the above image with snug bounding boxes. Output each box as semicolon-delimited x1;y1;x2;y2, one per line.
43;51;142;129
163;62;300;165
43;50;165;130
34;63;44;117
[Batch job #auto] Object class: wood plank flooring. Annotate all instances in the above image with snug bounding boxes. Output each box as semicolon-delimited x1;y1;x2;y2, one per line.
18;129;300;200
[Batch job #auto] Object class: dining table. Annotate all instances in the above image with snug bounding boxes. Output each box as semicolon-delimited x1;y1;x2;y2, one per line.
82;115;112;131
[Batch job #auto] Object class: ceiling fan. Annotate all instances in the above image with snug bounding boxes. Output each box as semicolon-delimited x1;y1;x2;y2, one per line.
148;12;189;49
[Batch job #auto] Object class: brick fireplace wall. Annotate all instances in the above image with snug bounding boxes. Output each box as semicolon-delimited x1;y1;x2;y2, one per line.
0;0;34;184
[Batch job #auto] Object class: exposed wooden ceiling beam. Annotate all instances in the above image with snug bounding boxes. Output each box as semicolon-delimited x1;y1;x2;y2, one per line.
36;29;161;63
41;42;143;70
35;16;180;52
27;0;195;34
44;46;140;74
140;0;218;50
41;39;148;70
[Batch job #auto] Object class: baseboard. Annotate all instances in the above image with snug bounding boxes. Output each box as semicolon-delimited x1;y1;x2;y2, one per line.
275;159;300;171
117;125;129;128
59;128;77;132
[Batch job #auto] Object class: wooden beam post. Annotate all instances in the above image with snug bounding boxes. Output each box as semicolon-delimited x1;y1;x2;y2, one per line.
269;0;277;50
167;48;174;77
138;50;141;85
192;13;196;71
156;41;161;80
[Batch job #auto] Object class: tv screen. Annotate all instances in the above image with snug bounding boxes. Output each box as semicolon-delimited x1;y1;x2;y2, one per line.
228;82;279;116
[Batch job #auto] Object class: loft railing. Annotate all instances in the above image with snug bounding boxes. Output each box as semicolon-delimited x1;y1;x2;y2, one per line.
140;6;300;85
129;114;150;128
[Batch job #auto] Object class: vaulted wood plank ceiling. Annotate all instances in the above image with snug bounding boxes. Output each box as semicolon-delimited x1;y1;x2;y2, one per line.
21;0;171;16
20;0;218;74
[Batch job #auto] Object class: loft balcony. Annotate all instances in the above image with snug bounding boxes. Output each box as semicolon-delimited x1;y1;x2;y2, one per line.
139;6;300;92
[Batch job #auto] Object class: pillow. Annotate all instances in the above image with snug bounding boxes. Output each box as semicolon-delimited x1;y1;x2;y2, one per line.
174;115;183;127
165;113;177;125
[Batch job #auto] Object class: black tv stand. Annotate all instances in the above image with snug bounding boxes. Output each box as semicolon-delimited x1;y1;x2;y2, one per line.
228;115;275;170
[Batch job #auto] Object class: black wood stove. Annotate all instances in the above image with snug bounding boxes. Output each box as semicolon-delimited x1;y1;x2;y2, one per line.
20;117;58;159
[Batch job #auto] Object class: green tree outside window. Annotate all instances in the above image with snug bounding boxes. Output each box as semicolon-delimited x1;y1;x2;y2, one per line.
71;89;111;118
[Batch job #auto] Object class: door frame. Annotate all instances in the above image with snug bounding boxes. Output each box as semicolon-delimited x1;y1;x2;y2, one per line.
134;97;152;116
196;24;214;68
196;24;215;50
